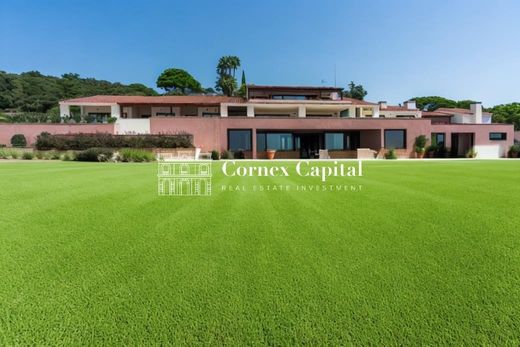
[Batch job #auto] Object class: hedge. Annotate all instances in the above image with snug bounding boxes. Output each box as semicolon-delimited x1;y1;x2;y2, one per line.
35;132;193;150
11;134;27;147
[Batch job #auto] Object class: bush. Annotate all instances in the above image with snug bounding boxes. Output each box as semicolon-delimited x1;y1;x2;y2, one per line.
466;148;477;158
118;148;155;162
34;151;44;159
220;150;230;159
0;149;9;159
10;134;27;147
234;150;245;159
211;150;220;160
22;152;34;160
60;152;75;161
509;144;520;158
35;133;193;150
0;144;6;148
10;149;21;159
75;148;114;162
385;149;398;159
42;150;61;160
414;135;428;153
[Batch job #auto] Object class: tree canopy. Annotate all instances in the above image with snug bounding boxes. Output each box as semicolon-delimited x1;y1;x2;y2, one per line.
215;56;241;96
0;70;157;113
489;103;520;130
156;68;203;95
342;81;367;100
411;96;478;111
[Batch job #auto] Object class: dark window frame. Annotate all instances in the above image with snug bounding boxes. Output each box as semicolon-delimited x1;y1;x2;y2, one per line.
384;129;407;149
489;132;507;141
324;132;345;150
227;129;252;151
431;132;446;146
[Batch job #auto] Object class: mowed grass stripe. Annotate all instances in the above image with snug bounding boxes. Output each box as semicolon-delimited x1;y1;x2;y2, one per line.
0;161;519;345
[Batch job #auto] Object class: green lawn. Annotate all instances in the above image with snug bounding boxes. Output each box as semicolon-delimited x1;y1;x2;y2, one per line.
1;160;520;345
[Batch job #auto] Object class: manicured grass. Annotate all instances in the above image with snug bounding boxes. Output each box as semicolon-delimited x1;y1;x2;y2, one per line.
1;160;520;345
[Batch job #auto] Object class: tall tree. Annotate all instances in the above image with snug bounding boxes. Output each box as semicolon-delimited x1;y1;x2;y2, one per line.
215;55;241;96
156;68;202;95
342;81;367;100
237;70;247;98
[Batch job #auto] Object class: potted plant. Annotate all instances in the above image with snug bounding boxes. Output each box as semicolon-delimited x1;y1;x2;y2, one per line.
266;149;276;160
414;135;428;159
385;148;397;159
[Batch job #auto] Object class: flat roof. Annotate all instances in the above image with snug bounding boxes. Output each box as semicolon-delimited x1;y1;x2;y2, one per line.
61;95;244;105
247;85;343;91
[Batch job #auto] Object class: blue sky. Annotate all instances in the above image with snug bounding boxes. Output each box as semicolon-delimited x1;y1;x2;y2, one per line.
1;0;519;106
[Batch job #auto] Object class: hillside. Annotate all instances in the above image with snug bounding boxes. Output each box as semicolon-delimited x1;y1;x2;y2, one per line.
0;71;157;113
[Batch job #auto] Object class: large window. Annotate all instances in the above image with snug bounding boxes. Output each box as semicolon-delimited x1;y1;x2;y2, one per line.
257;133;293;151
228;130;252;151
489;132;507;140
432;132;446;147
384;129;406;149
272;95;306;100
325;133;344;150
267;133;293;150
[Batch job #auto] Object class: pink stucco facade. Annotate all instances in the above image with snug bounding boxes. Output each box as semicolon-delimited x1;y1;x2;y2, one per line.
0;118;513;158
0;124;114;146
150;117;514;158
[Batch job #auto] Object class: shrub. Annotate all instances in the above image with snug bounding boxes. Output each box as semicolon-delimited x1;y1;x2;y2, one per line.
509;144;520;158
11;149;21;159
0;144;6;148
42;150;61;160
34;151;44;159
211;150;220;160
61;152;75;161
414;135;428;153
22;152;34;160
234;150;245;159
466;148;477;158
10;134;27;147
75;148;114;162
385;149;398;159
118;148;155;162
220;150;230;159
0;149;8;159
35;133;193;150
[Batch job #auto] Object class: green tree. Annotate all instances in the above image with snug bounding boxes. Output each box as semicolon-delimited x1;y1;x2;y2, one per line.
237;70;247;98
411;97;478;111
156;68;202;94
215;56;241;96
489;103;520;130
342;81;367;100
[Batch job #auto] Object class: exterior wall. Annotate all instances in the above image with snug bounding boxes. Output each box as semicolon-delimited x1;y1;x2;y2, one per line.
0;124;114;146
430;123;514;157
515;131;520;143
115;119;151;134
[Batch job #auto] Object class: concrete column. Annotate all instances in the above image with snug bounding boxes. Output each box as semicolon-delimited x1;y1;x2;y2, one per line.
247;105;255;117
298;105;306;118
59;103;70;119
220;104;228;117
252;128;257;159
359;107;364;118
110;104;121;118
372;106;380;118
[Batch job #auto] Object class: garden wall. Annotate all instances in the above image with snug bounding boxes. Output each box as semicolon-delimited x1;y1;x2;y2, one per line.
0;124;114;146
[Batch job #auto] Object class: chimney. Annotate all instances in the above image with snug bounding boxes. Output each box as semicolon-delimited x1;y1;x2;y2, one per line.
403;100;416;110
470;102;482;124
378;101;387;109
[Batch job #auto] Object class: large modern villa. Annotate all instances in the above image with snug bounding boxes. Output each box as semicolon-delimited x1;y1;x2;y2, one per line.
2;85;513;159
